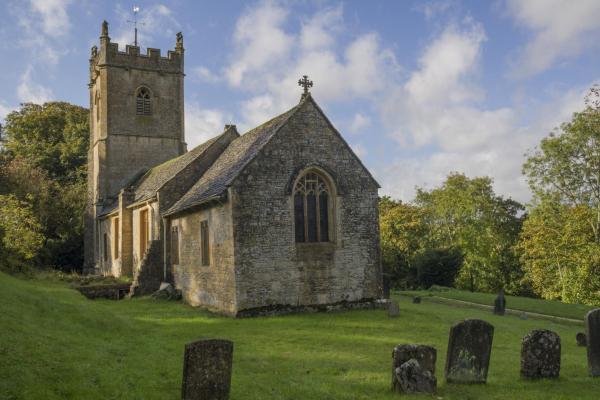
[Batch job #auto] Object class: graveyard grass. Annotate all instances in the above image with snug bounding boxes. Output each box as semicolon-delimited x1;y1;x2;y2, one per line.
1;272;599;400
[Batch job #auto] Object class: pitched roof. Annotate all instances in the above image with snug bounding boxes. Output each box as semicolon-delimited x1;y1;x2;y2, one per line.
131;133;223;203
165;102;301;216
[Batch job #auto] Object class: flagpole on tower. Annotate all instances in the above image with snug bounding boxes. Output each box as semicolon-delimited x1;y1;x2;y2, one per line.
127;5;141;47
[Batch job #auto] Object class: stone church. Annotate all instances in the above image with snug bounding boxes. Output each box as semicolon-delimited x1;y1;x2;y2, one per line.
84;21;382;316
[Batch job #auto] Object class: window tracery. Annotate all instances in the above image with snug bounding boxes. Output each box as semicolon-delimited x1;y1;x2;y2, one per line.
293;171;331;243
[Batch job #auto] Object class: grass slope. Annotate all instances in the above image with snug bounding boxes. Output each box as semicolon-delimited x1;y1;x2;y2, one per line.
401;288;594;320
1;272;598;400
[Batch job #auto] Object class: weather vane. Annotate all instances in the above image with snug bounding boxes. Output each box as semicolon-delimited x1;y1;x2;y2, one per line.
127;5;145;47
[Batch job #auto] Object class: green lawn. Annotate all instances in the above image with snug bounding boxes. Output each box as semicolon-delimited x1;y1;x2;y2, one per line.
400;288;594;321
1;272;599;400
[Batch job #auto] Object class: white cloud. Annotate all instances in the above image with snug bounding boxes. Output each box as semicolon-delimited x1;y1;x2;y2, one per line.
223;1;398;129
185;103;231;148
29;0;73;37
507;0;600;77
348;112;371;133
17;66;53;104
414;0;456;20
225;1;293;87
0;101;14;123
193;66;221;83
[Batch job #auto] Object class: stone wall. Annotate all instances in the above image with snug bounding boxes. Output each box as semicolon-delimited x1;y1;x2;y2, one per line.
131;201;160;274
171;196;237;315
231;99;382;312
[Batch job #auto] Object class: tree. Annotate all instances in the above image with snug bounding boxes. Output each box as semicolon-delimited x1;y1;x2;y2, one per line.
415;173;525;293
0;195;44;271
518;200;600;305
0;102;89;271
379;197;427;288
520;86;600;304
2;102;88;183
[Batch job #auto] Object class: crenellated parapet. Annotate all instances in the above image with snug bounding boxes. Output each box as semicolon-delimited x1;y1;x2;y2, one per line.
89;20;184;84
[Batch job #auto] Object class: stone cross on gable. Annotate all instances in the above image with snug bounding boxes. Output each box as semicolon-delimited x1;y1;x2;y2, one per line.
298;75;313;96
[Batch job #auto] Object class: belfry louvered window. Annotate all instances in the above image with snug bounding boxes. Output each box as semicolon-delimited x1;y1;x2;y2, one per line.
136;87;152;115
293;171;331;243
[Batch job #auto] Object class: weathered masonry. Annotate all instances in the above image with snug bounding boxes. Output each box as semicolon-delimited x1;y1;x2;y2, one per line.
84;21;383;316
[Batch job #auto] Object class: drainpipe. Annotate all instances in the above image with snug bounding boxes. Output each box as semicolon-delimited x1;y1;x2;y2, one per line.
163;216;168;282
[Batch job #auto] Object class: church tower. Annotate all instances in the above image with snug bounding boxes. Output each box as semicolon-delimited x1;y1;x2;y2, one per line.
84;20;186;270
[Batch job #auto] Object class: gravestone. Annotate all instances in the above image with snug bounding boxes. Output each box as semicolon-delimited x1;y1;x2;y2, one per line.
585;309;600;377
392;345;437;394
576;332;587;347
413;296;421;304
520;312;528;320
388;301;400;317
444;319;494;384
382;273;391;299
520;329;561;379
394;359;436;394
182;339;233;400
493;290;506;315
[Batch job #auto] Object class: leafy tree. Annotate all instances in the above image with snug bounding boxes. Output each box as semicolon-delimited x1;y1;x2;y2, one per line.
520;87;600;304
518;200;600;305
379;197;427;288
2;102;88;183
0;102;89;271
414;247;463;288
415;173;524;293
0;194;44;271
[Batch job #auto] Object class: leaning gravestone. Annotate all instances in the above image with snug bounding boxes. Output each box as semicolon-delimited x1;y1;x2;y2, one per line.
182;339;234;400
445;319;494;383
585;309;600;377
521;329;561;379
493;290;506;316
392;344;437;394
388;301;400;317
576;332;587;347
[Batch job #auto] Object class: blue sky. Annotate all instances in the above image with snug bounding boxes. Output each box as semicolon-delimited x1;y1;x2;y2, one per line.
1;0;599;203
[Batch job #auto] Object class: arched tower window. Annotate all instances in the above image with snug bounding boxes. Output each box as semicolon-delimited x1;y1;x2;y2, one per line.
136;87;152;116
293;170;333;243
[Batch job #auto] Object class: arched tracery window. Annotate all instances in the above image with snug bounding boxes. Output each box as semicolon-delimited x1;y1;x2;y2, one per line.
293;171;332;243
136;87;152;116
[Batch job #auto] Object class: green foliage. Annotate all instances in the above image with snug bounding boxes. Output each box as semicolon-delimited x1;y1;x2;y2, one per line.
414;247;463;288
0;102;89;271
3;102;89;183
0;195;44;271
379;197;427;288
415;173;525;293
521;87;600;305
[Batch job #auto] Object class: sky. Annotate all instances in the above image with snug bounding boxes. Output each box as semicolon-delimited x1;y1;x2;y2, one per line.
1;0;599;204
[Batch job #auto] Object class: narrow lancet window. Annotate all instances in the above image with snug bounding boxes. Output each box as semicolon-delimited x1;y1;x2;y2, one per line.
293;171;332;243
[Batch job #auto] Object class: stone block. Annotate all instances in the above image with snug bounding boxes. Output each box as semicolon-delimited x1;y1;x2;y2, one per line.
576;332;587;347
392;344;436;392
445;319;494;384
520;329;560;379
181;339;233;400
493;290;506;315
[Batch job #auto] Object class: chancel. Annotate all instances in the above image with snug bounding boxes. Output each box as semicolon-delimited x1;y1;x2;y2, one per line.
84;21;383;316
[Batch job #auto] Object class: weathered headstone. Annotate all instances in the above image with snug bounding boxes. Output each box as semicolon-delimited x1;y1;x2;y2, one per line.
392;344;437;394
388;301;400;317
576;332;587;347
585;309;600;377
520;329;561;379
520;312;528;320
182;339;233;400
413;296;421;304
444;319;494;384
394;359;437;394
493;290;506;315
382;273;391;299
